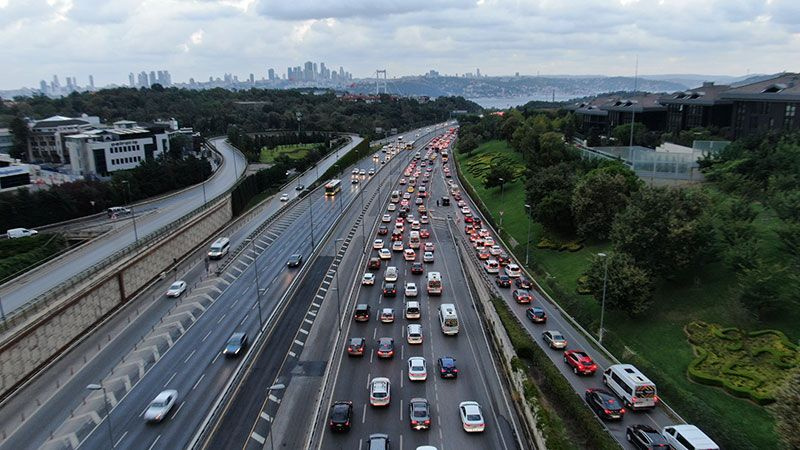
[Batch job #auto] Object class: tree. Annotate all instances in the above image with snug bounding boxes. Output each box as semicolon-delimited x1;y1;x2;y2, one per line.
9;117;30;160
484;164;515;190
168;134;192;159
511;123;539;161
537;131;579;168
586;127;601;147
457;133;479;156
571;163;642;240
771;369;800;450
612;122;647;146
526;162;579;233
737;259;793;319
583;252;655;316
776;222;800;268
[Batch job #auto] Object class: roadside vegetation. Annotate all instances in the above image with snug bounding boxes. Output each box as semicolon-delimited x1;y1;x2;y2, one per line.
455;111;800;449
0;234;68;282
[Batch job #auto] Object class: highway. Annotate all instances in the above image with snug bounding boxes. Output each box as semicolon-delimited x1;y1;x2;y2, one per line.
0;124;448;450
440;137;681;448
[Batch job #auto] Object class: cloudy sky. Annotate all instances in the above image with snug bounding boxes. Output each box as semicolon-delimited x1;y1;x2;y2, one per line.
1;0;798;89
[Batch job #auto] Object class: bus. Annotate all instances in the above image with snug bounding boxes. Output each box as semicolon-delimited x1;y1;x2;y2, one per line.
427;271;442;295
324;179;342;196
438;303;458;335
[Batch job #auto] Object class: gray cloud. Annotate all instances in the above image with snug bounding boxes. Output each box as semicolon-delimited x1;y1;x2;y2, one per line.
255;0;472;20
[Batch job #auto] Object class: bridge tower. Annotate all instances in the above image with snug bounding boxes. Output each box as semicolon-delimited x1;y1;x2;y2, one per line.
375;69;388;95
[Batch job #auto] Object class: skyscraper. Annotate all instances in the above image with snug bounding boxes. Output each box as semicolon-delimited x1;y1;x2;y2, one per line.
89;75;95;88
149;71;156;86
129;72;135;87
39;80;48;93
304;61;314;81
249;73;254;84
268;68;275;81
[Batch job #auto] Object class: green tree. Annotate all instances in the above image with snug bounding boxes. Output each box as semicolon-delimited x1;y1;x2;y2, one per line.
168;134;192;159
457;133;479;156
9;117;30;160
583;252;655;316
770;189;800;222
612;122;647;146
484;164;515;190
526;162;579;233
771;369;800;450
586;127;601;147
511;123;539;161
737;259;793;319
500;110;524;141
571;163;642;240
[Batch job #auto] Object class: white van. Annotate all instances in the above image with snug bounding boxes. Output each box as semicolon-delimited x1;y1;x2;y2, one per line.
405;301;421;319
7;228;38;239
484;259;500;274
208;237;230;260
438;303;459;335
662;425;719;450
602;364;658;409
107;206;132;218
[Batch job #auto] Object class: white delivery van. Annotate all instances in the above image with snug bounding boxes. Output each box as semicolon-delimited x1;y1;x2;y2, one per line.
208;237;230;260
7;228;38;239
602;364;658;409
662;425;720;450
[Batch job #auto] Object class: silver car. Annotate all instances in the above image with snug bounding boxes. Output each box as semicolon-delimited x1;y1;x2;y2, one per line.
144;389;178;422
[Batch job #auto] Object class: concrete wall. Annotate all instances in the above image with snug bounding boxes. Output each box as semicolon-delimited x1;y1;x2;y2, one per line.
0;197;232;399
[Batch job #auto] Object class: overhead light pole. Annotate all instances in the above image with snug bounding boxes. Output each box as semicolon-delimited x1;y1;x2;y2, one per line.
121;180;139;244
267;383;286;450
247;238;264;326
597;252;609;344
86;383;114;448
333;238;344;331
524;204;532;266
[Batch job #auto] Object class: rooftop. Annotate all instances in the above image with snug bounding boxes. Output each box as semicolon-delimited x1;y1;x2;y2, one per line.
659;82;733;106
721;72;800;101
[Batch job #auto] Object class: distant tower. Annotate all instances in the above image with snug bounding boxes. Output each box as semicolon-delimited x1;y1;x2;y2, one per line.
89;75;95;89
375;69;388;94
129;72;135;87
476;68;481;78
268;68;275;81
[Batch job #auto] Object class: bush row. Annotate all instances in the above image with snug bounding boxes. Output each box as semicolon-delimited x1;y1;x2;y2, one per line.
0;234;67;282
315;138;371;186
230;163;288;217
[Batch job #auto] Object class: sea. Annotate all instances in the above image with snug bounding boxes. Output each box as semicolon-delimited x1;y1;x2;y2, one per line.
469;94;576;109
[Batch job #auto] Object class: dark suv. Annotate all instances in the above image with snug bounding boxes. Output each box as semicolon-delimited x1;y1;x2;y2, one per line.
368;258;381;270
328;401;353;432
437;356;458;378
354;304;370;322
222;332;248;357
626;424;669;449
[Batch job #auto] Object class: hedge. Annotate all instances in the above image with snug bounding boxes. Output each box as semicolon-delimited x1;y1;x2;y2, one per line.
0;234;67;282
315;138;371;187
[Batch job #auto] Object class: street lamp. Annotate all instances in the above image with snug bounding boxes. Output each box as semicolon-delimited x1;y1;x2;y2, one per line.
86;383;114;448
498;177;505;227
267;383;286;450
247;238;264;326
333;238;344;331
308;195;316;248
524;204;532;266
597;252;609;344
121;181;139;245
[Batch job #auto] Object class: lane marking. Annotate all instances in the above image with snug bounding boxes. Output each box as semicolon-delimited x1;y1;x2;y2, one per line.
147;435;161;450
170;401;185;420
163;372;177;387
114;430;128;448
192;374;206;391
250;432;266;444
293;339;305;347
260;412;272;422
184;349;196;363
202;330;212;342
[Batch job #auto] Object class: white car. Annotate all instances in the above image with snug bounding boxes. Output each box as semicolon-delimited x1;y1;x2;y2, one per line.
373;239;384;250
392;241;404;252
484;259;500;274
166;280;187;298
359;169;366;176
505;264;521;278
407;323;423;344
362;273;375;285
404;248;416;261
459;401;485;432
382;214;391;223
368;169;375;175
461;207;471;215
489;245;503;256
279;193;290;202
408;357;427;381
144;390;178;422
405;282;418;297
421;215;429;224
424;242;435;253
378;248;392;260
352;168;359;175
411;220;421;230
415;197;424;205
388;203;396;211
423;251;434;263
370;377;391;406
384;266;398;282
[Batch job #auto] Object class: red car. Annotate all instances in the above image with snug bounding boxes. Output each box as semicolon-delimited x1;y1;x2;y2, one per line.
564;350;598;375
378;225;389;236
410;262;424;274
419;229;430;238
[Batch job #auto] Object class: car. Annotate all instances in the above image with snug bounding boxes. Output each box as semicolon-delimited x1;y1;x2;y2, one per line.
347;337;366;356
423;251;434;263
424;242;435;252
287;253;303;267
513;289;533;303
405;282;418;297
542;330;568;349
369;377;391;406
407;186;415;193
382;214;391;223
362;273;375;285
477;247;490;260
459;401;485;432
392;241;404;252
505;264;522;277
404;248;416;261
407;323;423;344
410;220;420;230
352;168;359;175
408;398;431;430
515;277;533;289
483;237;495;247
495;274;511;288
564;350;598;375
144;390;178;422
415;197;424;205
367;433;390;449
222;332;248;357
403;192;412;199
373;239;385;250
399;178;407;185
387;203;396;211
378;225;389;235
626;424;670;449
368;257;381;270
351;177;359;184
391;229;403;241
384;266;398;281
295;184;305;191
378;248;392;260
280;193;290;202
383;283;397;297
526;307;547;323
408;356;427;381
438;356;458;378
497;252;512;266
354;304;370;321
410;262;424;274
368;169;375;175
359;169;366;176
484;259;500;273
166;280;187;298
419;229;430;238
461;207;471;215
585;388;626;420
380;308;395;323
376;338;395;358
489;245;503;256
328;401;354;432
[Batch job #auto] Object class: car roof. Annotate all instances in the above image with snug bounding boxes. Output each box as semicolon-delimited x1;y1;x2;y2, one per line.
154;389;177;402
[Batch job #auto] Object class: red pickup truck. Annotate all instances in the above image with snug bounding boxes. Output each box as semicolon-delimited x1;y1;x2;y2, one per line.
563;350;598;375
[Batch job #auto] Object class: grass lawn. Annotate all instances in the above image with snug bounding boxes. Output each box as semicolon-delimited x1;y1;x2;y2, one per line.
259;143;317;164
457;140;789;449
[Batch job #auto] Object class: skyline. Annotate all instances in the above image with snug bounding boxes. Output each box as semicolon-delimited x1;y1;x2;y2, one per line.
2;0;799;90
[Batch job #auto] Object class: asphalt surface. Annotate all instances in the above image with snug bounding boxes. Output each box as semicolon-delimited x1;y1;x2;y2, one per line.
0;125;446;450
442;141;680;448
0;135;359;315
315;141;524;450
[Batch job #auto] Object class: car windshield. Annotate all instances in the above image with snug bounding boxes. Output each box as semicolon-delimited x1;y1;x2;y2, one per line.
150;400;167;408
412;408;427;417
170;282;182;289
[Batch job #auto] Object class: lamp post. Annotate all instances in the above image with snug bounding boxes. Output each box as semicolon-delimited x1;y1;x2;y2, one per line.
86;383;114;448
247;238;264;326
524;204;532;266
308;195;315;248
266;383;286;450
597;252;609;344
498;178;505;227
333;238;344;331
121;181;139;244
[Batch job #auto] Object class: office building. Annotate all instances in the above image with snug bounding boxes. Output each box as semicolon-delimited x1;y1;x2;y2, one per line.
27;115;100;164
721;73;800;138
268;68;275;81
0;128;14;155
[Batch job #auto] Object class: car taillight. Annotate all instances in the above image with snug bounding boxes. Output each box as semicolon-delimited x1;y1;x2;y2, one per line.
441;369;445;372
631;396;637;402
620;408;626;414
604;409;611;414
411;420;418;425
453;369;459;372
424;420;430;424
654;395;660;402
345;421;350;426
329;420;334;426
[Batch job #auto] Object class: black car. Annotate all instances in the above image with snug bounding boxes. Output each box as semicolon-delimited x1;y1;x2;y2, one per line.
287;253;303;267
626;424;669;449
515;277;533;289
408;398;431;430
222;332;248;357
383;283;397;297
347;337;366;356
526;307;547;323
328;401;353;432
398;209;408;218
410;262;424;275
437;356;458;378
441;196;450;206
295;184;305;191
585;388;626;420
354;304;371;322
495;274;511;288
376;337;395;358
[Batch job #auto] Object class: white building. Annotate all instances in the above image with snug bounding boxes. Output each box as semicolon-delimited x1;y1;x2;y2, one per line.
0;128;13;155
65;122;169;177
27;114;101;164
